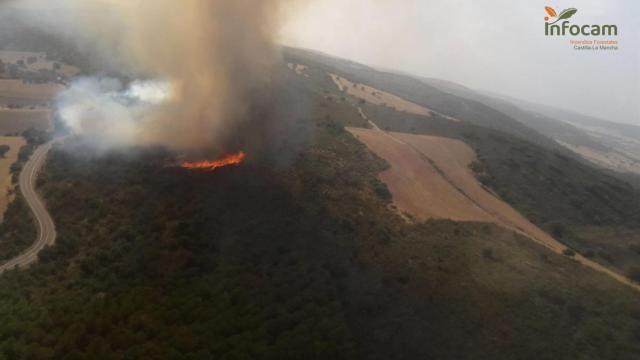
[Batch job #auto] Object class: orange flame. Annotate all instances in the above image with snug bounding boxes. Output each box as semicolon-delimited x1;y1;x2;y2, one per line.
181;151;246;171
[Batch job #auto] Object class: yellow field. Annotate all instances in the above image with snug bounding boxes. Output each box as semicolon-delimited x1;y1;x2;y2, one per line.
0;136;25;221
347;126;563;251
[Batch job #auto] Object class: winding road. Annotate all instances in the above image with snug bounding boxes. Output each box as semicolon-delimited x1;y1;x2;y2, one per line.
0;140;56;273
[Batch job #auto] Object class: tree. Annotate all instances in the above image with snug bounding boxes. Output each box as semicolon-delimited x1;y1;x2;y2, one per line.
0;145;10;158
629;266;640;283
550;222;565;238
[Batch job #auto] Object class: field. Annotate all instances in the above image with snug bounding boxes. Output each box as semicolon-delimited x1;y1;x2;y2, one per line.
0;136;25;220
348;127;563;249
347;126;640;291
0;77;62;134
348;127;493;222
558;140;640;175
329;73;438;117
0;80;62;106
0;108;52;134
0;50;80;78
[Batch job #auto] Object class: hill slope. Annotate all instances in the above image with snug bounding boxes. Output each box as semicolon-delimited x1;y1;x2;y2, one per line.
422;78;640;176
284;48;640;278
0;49;638;359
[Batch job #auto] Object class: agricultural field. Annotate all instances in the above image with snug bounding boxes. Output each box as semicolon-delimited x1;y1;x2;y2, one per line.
0;51;68;134
0;78;59;134
330;73;434;117
0;50;80;78
0;80;62;106
0;107;52;134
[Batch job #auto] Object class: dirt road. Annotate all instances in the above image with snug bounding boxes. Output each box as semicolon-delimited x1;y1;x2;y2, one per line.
0;140;56;272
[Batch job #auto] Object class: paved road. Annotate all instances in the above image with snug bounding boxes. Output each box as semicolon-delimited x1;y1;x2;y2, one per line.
0;141;56;273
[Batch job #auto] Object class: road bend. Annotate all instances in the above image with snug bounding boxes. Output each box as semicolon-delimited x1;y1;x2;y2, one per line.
0;140;56;272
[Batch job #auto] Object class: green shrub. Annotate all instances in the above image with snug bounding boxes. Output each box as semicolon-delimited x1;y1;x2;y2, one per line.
482;248;501;262
0;145;9;158
597;250;616;264
629;266;640;283
550;222;565;239
582;250;595;258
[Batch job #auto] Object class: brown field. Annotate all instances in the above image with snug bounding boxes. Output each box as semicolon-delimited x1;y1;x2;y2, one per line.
330;73;459;122
0;80;63;106
0;50;80;77
557;140;640;175
0;136;25;221
350;127;493;222
0;108;52;134
347;127;557;248
0;50;45;64
348;126;640;291
331;73;432;116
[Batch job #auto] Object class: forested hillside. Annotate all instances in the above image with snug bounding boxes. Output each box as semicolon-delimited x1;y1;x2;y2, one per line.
0;73;638;359
284;48;640;278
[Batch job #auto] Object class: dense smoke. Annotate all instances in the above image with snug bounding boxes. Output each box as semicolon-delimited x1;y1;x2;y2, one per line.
56;79;172;148
4;0;287;150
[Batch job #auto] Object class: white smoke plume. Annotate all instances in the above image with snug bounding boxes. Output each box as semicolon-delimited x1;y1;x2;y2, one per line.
57;78;172;147
2;0;293;151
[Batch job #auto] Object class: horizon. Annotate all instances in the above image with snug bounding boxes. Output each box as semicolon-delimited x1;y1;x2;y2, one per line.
280;0;640;126
283;44;639;128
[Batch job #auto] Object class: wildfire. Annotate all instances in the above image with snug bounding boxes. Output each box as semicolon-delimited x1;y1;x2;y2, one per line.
181;151;246;171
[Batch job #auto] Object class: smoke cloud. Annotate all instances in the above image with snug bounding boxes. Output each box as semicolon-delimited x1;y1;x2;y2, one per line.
56;78;172;148
4;0;288;150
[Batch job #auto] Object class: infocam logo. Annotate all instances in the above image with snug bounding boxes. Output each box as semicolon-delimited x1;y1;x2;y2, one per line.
544;6;618;36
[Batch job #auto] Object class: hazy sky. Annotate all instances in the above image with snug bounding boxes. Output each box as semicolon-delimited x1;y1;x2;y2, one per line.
281;0;640;125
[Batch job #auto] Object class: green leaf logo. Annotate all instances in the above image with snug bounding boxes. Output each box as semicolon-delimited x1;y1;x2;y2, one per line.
549;8;578;24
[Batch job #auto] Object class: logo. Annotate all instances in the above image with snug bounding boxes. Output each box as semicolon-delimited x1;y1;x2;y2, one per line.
544;6;618;36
